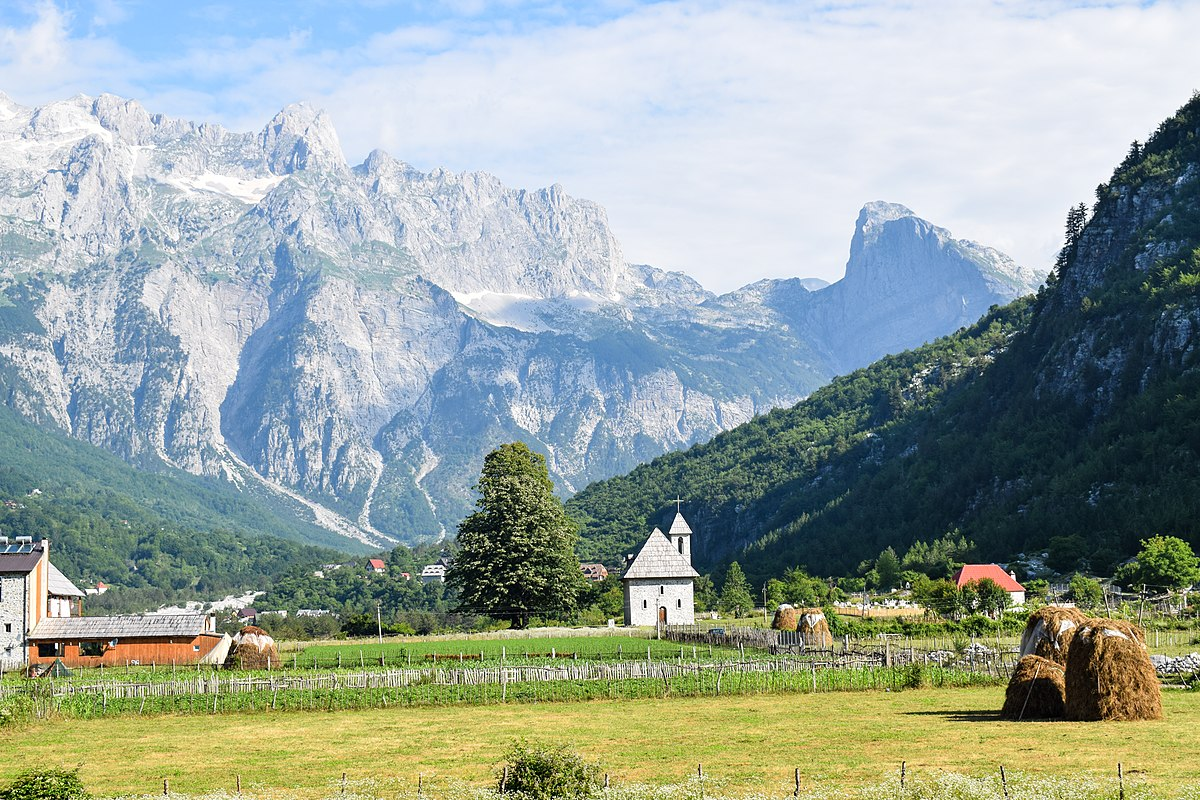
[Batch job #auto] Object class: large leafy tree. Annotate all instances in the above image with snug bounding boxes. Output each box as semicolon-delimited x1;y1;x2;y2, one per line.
447;442;584;629
1115;535;1200;591
719;561;755;618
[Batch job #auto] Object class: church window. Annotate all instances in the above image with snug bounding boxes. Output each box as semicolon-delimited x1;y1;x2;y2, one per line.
678;538;683;554
642;599;647;609
677;599;682;608
660;585;664;594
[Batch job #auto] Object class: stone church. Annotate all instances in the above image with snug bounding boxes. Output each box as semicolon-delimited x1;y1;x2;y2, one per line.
621;511;699;626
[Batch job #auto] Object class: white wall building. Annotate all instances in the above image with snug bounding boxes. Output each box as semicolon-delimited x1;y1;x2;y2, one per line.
622;512;699;627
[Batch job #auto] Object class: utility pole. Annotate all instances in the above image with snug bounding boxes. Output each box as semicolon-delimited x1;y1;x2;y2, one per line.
376;601;383;645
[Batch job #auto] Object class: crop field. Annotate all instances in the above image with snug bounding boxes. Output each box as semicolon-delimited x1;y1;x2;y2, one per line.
3;686;1199;798
0;660;999;719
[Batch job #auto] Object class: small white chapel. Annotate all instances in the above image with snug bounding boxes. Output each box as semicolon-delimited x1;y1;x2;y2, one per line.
621;509;699;627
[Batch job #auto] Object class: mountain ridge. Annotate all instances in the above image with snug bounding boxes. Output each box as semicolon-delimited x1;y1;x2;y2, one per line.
0;91;1039;550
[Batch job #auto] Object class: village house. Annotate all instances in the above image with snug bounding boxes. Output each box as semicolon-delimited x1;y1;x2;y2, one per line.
367;558;386;574
26;614;227;669
580;563;609;582
1;537;84;669
421;564;446;583
621;511;699;627
952;564;1027;607
1;536;225;670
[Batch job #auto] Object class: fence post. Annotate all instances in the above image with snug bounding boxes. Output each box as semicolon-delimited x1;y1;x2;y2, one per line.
794;768;801;797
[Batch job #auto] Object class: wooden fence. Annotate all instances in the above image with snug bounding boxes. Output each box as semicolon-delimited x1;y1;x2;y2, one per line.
0;648;1017;707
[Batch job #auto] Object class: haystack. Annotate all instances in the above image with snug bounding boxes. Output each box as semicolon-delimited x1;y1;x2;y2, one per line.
797;608;831;648
1064;618;1162;721
1019;606;1089;666
226;625;279;670
1001;655;1066;720
772;604;799;631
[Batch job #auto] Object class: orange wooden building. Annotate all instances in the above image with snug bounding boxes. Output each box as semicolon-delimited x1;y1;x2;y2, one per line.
26;614;228;668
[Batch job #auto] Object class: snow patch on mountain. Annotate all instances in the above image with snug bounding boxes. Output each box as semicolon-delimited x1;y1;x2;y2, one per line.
157;172;286;204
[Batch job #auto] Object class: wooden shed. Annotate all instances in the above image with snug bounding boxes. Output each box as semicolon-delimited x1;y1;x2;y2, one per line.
26;613;226;668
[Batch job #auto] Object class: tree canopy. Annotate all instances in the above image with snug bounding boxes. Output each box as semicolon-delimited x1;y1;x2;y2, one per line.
1114;535;1200;591
719;561;755;617
447;442;584;629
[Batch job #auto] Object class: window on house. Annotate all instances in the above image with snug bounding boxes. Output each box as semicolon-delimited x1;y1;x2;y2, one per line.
677;599;682;609
193;645;201;652
642;599;647;609
3;623;10;634
36;642;61;658
79;641;102;657
660;585;664;594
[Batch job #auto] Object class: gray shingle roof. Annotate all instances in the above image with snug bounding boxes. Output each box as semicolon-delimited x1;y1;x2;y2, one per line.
47;563;85;598
27;614;211;640
621;527;699;580
667;512;693;537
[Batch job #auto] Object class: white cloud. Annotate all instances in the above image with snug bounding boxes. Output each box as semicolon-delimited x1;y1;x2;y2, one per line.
3;1;1200;291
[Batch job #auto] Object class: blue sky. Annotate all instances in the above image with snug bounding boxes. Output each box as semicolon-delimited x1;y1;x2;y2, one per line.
2;1;1200;291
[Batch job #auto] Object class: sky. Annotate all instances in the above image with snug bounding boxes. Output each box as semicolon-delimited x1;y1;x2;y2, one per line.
1;1;1199;292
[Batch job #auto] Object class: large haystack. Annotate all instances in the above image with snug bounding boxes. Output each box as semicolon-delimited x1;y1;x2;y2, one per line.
1064;618;1162;721
797;608;831;648
1001;655;1066;720
226;625;279;670
772;604;799;631
1019;606;1089;666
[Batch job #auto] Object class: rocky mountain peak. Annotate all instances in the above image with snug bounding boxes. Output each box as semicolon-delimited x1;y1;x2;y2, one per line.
90;93;157;145
258;102;347;175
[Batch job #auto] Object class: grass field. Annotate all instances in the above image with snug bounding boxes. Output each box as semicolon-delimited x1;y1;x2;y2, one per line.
3;686;1198;798
292;634;739;666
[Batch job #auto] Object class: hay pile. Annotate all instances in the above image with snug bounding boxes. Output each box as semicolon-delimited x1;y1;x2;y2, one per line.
797;608;831;647
226;625;279;670
1064;618;1162;721
1001;655;1066;720
1019;606;1089;665
772;604;799;631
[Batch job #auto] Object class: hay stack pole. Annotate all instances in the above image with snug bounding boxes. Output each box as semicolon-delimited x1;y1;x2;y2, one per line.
772;605;799;632
1000;654;1066;720
1019;606;1089;666
1064;618;1162;722
226;625;280;671
797;609;831;648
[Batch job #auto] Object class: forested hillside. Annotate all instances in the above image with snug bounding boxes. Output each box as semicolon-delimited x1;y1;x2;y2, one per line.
0;403;352;610
571;92;1200;585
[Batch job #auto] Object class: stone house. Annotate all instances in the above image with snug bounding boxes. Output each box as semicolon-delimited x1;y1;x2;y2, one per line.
1;537;84;669
621;512;699;626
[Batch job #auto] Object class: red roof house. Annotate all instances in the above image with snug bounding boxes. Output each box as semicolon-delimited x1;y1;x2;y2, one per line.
367;558;386;574
952;564;1025;606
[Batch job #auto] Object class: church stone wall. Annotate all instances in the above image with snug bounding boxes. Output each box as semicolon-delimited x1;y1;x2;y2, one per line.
625;578;694;626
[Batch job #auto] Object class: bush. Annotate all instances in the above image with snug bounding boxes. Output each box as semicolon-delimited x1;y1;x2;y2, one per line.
1;768;89;800
499;740;601;800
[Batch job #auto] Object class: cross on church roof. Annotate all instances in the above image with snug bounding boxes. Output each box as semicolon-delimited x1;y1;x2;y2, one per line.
674;496;683;513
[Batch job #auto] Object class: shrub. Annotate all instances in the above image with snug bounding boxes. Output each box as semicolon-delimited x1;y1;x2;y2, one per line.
0;768;89;800
498;740;601;800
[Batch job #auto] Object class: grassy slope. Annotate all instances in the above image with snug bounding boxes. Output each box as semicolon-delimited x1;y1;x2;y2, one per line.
2;688;1197;797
